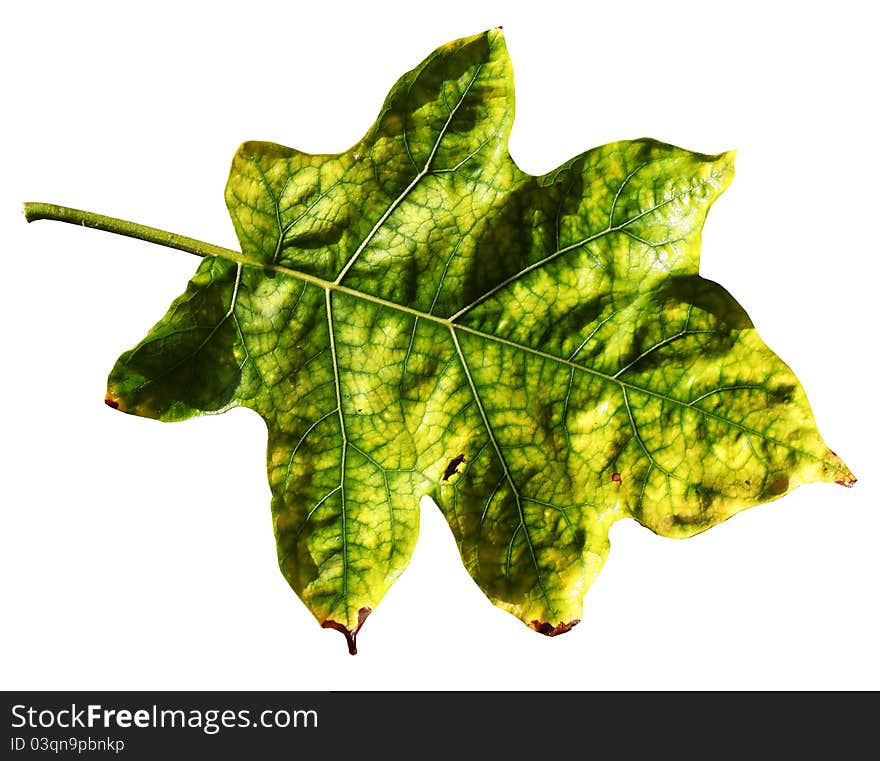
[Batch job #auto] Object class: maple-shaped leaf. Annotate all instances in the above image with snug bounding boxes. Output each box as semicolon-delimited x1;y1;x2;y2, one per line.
26;29;854;654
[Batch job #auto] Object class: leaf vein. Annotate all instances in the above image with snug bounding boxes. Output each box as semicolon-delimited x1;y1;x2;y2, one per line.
450;325;556;615
334;63;484;285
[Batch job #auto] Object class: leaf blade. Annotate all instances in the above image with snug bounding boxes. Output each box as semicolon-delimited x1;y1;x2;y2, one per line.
103;28;853;647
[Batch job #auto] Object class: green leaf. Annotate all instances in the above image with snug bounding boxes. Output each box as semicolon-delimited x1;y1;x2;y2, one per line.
65;29;854;652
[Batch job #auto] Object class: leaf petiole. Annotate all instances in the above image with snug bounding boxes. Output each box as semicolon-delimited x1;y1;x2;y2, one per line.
22;202;259;268
21;201;454;328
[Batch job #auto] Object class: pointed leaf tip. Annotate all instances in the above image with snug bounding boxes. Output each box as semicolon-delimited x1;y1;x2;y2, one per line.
321;607;372;655
825;449;856;487
529;620;580;637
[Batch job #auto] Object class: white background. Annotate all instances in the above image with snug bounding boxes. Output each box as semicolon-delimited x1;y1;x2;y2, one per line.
2;0;877;690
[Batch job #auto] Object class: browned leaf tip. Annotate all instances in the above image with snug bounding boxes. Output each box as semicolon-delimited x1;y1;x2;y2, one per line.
322;606;372;655
104;398;119;409
529;619;580;637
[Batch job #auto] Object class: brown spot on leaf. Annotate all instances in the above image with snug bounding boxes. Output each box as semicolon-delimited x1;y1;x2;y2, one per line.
611;472;622;484
765;474;789;497
321;606;371;655
442;454;466;481
835;478;856;488
529;619;580;637
104;398;119;409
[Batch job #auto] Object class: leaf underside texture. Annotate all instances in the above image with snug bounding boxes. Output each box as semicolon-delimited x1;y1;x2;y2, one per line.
102;29;854;652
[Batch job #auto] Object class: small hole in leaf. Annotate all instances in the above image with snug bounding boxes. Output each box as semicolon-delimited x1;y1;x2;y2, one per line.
442;454;466;481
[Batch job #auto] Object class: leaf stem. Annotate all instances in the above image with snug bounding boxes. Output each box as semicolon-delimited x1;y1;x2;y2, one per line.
21;201;451;325
22;201;261;268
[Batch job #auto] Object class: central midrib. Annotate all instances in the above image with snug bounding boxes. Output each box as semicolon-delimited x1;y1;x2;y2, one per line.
244;255;817;462
38;197;806;461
